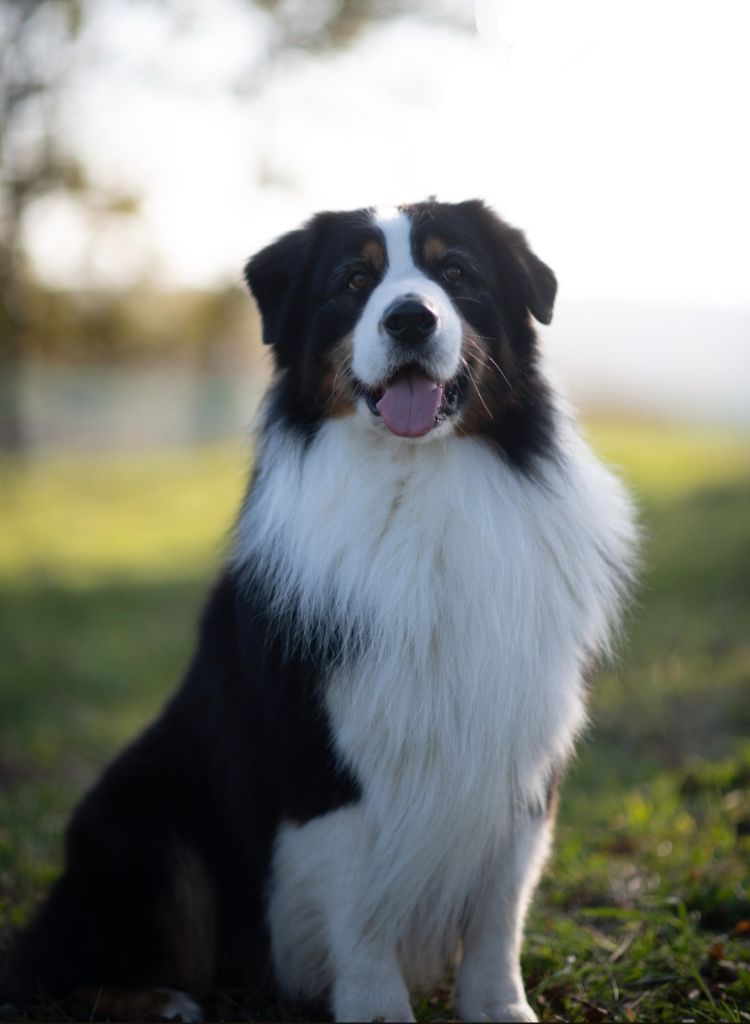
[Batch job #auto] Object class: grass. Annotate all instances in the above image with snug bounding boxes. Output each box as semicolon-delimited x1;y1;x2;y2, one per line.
1;419;749;1022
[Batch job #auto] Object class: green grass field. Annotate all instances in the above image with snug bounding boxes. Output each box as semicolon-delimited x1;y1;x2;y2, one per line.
1;421;749;1022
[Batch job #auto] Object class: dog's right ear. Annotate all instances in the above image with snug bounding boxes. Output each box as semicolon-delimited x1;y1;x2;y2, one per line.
244;226;312;347
457;200;557;326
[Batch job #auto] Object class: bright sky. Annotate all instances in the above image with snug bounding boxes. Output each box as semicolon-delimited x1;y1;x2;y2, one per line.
24;0;750;311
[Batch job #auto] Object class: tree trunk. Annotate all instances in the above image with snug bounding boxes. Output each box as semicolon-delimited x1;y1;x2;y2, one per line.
0;185;29;452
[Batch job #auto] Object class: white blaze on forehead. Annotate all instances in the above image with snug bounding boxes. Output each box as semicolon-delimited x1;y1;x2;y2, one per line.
374;205;417;276
351;207;463;391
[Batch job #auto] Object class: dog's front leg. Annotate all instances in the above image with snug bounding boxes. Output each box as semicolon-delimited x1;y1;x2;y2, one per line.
456;814;552;1023
329;880;414;1023
331;945;414;1024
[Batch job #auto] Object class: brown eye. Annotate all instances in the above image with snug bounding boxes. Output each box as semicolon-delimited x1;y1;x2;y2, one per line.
443;263;465;284
348;271;369;291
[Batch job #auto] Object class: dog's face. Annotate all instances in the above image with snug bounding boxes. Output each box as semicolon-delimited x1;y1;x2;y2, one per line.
245;200;556;455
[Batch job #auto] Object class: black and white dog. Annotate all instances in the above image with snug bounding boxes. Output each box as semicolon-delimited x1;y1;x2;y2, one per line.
7;200;637;1023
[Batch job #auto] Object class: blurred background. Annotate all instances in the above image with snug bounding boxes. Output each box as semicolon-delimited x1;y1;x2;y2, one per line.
1;1;749;1021
2;0;749;450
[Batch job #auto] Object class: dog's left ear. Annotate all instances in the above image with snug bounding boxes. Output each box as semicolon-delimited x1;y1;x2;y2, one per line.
459;200;557;325
244;226;312;348
510;241;557;326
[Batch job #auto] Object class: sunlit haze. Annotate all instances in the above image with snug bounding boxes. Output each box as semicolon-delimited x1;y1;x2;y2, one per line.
19;0;750;421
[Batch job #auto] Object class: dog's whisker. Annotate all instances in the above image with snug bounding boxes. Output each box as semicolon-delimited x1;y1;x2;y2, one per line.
461;358;493;419
329;360;353;407
463;336;513;391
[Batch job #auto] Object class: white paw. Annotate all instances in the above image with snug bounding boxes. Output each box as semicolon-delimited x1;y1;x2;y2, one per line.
333;982;415;1022
158;990;204;1023
501;1000;537;1023
458;997;537;1022
334;1000;416;1022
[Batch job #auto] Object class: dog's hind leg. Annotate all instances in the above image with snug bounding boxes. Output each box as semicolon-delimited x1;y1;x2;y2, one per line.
5;802;217;1018
72;987;203;1022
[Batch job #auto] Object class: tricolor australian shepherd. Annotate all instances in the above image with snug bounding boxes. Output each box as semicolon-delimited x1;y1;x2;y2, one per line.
6;200;637;1022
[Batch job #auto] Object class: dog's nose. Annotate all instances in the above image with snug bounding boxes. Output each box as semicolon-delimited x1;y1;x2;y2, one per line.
383;299;437;344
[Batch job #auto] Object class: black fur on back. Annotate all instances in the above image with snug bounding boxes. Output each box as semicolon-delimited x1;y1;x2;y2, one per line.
4;571;358;1002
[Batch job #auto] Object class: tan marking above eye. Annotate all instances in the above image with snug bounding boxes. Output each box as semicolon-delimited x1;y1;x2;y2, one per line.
422;236;448;263
361;239;385;270
348;271;370;291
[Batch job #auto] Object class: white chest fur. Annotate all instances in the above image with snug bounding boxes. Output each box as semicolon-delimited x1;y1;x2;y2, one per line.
236;413;636;984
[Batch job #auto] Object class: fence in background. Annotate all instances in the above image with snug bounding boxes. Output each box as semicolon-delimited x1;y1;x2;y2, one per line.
2;361;269;452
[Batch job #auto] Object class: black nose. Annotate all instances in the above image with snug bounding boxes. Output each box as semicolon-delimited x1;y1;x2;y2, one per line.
383;299;437;344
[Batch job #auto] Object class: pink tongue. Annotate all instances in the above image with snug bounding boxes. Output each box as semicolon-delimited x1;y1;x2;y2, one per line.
376;370;444;438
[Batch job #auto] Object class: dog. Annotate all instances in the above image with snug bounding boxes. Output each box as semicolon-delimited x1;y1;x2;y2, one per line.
5;199;637;1022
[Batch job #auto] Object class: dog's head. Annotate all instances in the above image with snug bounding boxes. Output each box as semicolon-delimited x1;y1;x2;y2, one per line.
245;199;556;460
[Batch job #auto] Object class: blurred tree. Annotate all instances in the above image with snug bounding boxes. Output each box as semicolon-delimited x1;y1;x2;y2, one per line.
0;0;469;451
0;0;150;450
1;1;82;448
243;0;470;91
22;281;259;365
254;0;468;54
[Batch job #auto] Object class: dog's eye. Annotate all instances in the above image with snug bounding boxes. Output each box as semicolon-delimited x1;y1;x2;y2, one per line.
348;271;370;292
443;264;465;285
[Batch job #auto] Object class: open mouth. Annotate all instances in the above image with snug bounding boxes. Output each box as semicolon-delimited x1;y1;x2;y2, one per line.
359;365;463;438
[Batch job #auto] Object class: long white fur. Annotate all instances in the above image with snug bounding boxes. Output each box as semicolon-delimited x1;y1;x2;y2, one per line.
236;414;635;1015
234;209;638;1021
